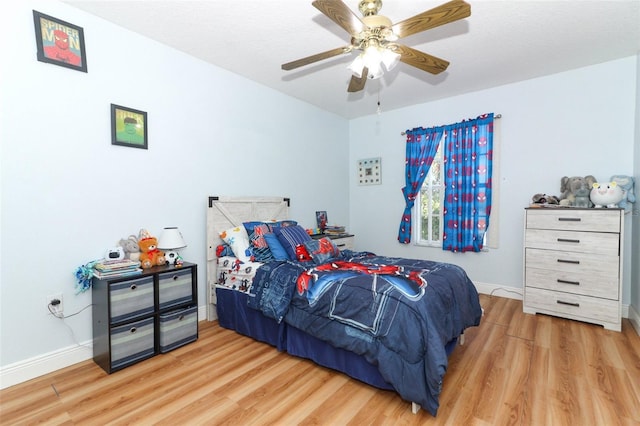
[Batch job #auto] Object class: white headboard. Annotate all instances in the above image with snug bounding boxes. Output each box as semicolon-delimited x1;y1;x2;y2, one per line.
206;196;290;320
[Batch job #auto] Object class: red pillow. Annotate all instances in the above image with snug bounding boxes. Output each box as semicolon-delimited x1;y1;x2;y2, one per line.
295;244;312;261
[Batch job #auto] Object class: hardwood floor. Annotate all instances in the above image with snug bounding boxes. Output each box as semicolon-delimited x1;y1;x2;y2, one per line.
1;295;639;425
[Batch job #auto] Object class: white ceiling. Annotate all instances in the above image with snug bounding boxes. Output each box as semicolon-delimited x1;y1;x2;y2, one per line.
64;0;640;119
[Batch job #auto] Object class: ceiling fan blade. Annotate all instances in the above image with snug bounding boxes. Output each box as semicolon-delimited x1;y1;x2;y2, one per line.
282;46;351;71
394;44;450;74
347;67;368;92
392;0;471;39
312;0;366;36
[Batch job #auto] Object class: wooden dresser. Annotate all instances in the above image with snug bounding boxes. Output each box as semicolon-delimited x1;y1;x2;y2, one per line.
523;208;623;331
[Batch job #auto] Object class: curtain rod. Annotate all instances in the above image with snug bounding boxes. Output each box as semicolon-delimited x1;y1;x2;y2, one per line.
401;113;501;135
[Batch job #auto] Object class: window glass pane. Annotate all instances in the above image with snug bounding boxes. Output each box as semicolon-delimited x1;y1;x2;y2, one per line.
430;160;441;185
420;188;429;240
430;187;441;242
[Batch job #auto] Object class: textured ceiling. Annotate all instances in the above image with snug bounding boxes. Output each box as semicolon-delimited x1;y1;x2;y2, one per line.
64;0;640;119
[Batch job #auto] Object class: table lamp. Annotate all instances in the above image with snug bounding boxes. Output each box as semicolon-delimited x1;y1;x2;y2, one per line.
158;227;187;265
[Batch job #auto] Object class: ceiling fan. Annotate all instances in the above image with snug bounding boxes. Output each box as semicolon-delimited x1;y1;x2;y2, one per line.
282;0;471;93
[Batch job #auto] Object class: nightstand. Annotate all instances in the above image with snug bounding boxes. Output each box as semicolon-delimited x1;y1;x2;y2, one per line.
92;262;198;373
312;233;355;250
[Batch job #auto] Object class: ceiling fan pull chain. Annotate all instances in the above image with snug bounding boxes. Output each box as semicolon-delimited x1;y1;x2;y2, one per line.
377;80;382;115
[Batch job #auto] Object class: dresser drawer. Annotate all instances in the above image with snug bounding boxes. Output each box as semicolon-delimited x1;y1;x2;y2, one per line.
525;229;619;255
526;209;621;233
159;306;198;353
110;316;156;371
524;287;619;325
109;276;155;324
158;267;194;309
525;248;619;278
525;267;618;300
330;235;354;250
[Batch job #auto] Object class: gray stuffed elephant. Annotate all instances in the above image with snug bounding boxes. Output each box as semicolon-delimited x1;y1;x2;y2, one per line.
559;175;597;207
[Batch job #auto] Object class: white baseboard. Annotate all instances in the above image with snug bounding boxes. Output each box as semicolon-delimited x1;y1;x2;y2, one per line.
474;282;634;329
629;304;640;335
0;342;93;390
0;305;210;390
474;281;523;300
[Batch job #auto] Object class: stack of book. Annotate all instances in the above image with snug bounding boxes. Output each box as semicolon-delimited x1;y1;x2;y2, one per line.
93;259;143;279
323;225;346;236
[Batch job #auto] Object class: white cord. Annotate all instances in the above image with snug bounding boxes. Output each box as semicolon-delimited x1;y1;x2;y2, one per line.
489;287;523;298
48;303;94;348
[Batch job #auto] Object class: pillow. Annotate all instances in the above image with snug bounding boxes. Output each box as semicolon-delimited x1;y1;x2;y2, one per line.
250;224;274;262
243;221;276;235
274;225;312;261
219;226;252;262
303;237;341;264
267;220;298;231
250;224;271;248
264;233;289;260
295;244;312;262
215;243;235;258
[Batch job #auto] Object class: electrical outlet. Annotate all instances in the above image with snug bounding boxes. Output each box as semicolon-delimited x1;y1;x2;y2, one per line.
46;293;64;314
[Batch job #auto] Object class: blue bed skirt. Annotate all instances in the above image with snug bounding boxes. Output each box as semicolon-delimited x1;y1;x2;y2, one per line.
216;286;457;392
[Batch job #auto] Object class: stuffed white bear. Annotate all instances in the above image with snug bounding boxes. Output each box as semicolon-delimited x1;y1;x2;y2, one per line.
590;182;624;208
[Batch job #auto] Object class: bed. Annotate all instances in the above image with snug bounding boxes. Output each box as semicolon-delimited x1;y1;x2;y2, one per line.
206;196;483;416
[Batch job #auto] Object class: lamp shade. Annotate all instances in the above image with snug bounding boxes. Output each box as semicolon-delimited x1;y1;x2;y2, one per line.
157;227;187;250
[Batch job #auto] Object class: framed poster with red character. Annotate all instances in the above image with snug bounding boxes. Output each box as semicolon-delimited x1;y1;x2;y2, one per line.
33;10;87;72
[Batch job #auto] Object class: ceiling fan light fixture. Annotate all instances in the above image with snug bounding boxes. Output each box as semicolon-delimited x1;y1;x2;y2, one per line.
348;54;365;78
381;48;400;71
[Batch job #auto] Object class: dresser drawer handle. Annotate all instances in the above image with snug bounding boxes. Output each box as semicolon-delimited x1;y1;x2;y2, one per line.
336;244;346;248
557;238;580;243
558;217;581;222
557;300;579;307
557;259;580;265
173;275;179;281
130;284;137;291
557;279;580;286
129;327;137;334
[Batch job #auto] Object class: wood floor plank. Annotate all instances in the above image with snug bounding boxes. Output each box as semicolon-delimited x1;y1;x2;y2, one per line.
1;295;638;425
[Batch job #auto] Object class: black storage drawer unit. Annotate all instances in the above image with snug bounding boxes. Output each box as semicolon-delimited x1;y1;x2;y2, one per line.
92;262;198;374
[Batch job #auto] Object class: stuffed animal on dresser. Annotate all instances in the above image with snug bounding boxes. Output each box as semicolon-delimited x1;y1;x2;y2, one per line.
531;193;559;205
138;229;166;269
559;175;597;206
118;234;141;262
590;182;624;208
610;175;636;211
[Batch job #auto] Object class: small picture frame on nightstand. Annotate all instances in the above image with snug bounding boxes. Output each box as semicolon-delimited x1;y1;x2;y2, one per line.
358;157;381;185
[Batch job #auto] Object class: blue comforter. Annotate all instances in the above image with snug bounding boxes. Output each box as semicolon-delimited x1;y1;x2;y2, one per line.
248;250;482;416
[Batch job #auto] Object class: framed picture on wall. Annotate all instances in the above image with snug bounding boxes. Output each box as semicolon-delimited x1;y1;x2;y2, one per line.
111;104;148;149
358;157;382;185
33;10;87;73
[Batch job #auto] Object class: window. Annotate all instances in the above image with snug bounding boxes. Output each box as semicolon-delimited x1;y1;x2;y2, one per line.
416;143;443;246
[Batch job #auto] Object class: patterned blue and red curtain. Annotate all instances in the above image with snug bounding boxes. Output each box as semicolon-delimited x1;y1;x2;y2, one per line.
397;126;445;244
442;113;494;252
